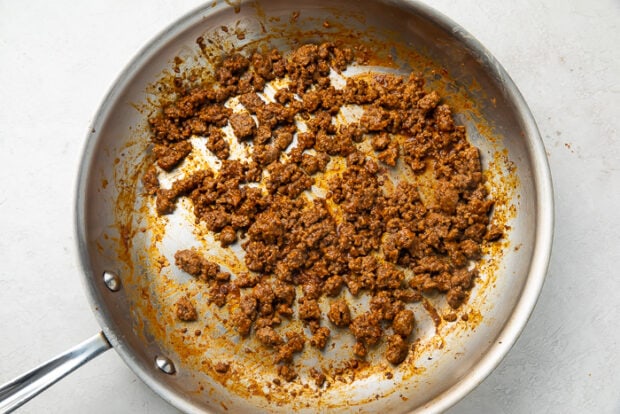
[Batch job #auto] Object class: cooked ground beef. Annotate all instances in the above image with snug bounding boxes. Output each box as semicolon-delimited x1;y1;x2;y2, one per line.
323;275;344;297
385;334;409;365
309;326;330;349
175;296;198;321
277;365;297;382
327;299;351;327
174;249;219;281
309;367;326;387
229;111;256;141
206;126;230;159
214;361;230;373
142;164;159;195
377;140;399;166
146;41;500;380
153;141;193;171
371;132;391;151
350;312;382;346
392;309;415;337
219;226;237;247
256;326;284;346
275;331;305;364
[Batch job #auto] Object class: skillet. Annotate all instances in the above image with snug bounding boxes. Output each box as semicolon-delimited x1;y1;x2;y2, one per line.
0;1;553;412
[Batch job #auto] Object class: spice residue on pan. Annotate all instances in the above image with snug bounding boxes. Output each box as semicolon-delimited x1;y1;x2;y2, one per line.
133;38;508;394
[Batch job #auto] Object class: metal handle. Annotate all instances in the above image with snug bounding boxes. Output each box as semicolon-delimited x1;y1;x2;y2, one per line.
0;332;112;413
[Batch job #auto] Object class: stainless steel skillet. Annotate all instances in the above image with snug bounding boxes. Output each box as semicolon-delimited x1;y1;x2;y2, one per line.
0;0;553;412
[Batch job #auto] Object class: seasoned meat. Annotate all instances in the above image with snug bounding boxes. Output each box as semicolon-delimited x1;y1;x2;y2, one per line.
417;91;440;113
240;293;258;317
214;361;230;373
219;226;237;247
485;224;504;241
155;171;207;215
300;152;329;175
215;271;231;282
222;53;250;74
142;164;159;195
309;367;326;387
229;112;256;140
206;127;230;159
175;296;197;321
174;249;219;281
239;92;264;113
265;161;313;198
153;141;192;171
273;128;294;151
353;341;367;358
275;331;305;363
460;239;481;259
350;312;382;346
309;326;330;349
371;132;391;151
447;288;467;309
278;365;297;382
298;297;321;321
385;334;409;364
235;272;260;288
377;141;399;166
256;326;284;346
327;299;351;327
155;189;175;215
376;263;405;290
232;309;253;337
434;104;454;131
273;280;296;305
392;309;415;337
323;275;344;297
436;180;460;214
360;105;391;131
253;282;276;316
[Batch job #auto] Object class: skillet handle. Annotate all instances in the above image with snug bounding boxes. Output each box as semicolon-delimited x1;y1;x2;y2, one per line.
0;332;111;413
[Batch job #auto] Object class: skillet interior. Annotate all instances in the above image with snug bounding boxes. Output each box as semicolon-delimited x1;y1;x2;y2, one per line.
76;0;552;412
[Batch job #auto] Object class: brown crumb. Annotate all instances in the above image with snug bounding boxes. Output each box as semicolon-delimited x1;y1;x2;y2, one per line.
310;367;326;387
214;361;230;373
175;296;198;321
443;312;458;322
278;365;297;382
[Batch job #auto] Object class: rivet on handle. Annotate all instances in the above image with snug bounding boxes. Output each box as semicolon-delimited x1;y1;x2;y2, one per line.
102;271;121;292
155;356;176;375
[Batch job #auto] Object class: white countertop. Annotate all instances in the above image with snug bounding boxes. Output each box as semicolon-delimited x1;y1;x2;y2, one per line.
1;0;618;412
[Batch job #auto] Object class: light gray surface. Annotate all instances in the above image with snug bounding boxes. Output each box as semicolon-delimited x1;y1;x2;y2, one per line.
0;0;617;413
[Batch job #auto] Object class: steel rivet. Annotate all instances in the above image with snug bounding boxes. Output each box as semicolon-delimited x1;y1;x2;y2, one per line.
155;356;176;375
103;271;121;292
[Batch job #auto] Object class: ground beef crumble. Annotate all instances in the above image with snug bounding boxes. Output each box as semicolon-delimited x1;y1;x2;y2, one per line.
175;296;198;321
146;42;501;381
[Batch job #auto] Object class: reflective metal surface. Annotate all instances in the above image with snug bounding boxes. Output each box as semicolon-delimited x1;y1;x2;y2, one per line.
155;356;177;376
0;333;111;413
103;270;121;292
